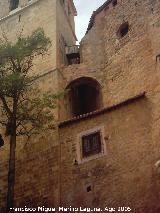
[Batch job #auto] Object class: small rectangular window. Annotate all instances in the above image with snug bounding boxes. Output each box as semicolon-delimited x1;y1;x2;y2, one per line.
10;0;19;11
82;131;102;158
77;127;106;164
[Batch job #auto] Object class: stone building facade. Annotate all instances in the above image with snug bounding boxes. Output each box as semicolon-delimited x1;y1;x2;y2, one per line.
1;0;160;213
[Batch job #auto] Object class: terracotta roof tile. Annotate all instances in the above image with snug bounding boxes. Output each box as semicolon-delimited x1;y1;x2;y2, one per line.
58;92;146;128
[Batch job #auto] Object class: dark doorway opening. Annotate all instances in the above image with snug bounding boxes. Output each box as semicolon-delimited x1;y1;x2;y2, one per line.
67;77;102;117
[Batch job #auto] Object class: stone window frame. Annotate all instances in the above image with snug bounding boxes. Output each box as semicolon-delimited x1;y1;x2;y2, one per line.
76;126;106;164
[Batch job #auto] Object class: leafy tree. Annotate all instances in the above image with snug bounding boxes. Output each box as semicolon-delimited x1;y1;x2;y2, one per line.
0;28;58;212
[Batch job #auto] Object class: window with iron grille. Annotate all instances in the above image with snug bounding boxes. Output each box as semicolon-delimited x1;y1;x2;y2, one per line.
82;131;102;158
76;127;106;163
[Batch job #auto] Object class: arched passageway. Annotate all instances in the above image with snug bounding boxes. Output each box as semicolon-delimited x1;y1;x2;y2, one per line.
66;77;102;117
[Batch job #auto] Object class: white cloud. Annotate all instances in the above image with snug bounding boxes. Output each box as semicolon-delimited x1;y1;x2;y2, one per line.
74;0;107;42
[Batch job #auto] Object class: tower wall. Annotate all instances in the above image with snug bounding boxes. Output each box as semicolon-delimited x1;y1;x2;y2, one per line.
0;0;76;211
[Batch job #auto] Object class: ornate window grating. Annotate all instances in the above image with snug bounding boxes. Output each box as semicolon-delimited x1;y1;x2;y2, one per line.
76;127;106;164
82;131;102;158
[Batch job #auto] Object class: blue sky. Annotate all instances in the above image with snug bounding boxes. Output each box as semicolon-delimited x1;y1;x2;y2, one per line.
74;0;107;42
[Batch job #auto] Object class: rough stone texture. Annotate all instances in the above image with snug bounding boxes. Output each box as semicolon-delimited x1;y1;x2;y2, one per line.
1;0;160;212
58;0;160;212
59;98;159;213
0;0;76;212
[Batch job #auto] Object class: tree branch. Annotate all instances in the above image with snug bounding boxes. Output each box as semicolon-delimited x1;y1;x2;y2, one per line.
0;95;12;116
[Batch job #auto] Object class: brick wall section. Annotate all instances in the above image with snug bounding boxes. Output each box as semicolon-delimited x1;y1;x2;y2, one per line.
59;98;160;213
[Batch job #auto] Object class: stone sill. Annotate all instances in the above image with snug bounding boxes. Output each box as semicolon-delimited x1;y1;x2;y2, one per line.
0;0;41;23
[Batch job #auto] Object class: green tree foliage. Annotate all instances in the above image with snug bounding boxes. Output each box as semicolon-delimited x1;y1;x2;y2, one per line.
0;28;58;212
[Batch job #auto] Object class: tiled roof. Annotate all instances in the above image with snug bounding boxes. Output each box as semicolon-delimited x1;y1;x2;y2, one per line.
58;92;146;128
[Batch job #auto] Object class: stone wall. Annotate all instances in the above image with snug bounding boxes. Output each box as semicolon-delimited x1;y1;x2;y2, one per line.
58;0;160;212
59;97;160;213
60;0;160;120
0;0;75;211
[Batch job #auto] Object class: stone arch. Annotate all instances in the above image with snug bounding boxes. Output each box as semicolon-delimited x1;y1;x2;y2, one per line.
66;77;103;117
